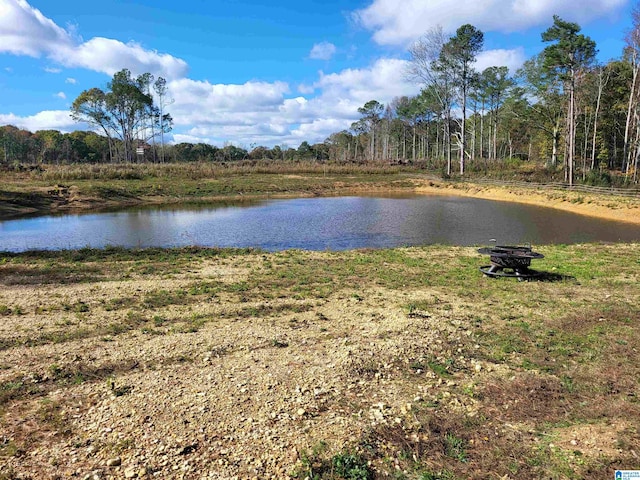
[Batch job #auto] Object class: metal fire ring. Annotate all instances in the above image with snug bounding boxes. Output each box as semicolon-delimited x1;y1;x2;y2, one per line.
478;245;544;280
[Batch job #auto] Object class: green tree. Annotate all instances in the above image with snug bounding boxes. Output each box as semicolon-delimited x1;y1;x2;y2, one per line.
297;141;313;160
34;130;63;164
396;94;428;161
325;131;353;162
541;15;596;185
441;24;484;174
357;100;384;160
70;87;116;161
481;66;513;161
517;54;565;167
71;69;170;163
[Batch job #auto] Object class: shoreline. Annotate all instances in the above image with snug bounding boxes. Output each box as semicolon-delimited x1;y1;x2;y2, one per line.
412;179;640;225
1;175;639;226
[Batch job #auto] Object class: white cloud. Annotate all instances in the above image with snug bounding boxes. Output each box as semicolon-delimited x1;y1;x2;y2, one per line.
309;41;337;61
54;91;66;99
44;66;61;73
297;83;315;95
312;58;417;109
54;37;188;79
3;0;530;148
0;110;76;131
172;133;214;145
169;78;290;113
0;0;188;79
166;79;293;145
474;48;526;73
354;0;627;45
165;58;421;147
0;0;72;56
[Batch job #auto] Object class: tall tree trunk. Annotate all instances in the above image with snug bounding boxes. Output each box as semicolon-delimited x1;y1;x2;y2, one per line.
492;109;498;160
471;109;476;162
568;81;575;187
425;123;430;162
552;123;559;168
412;124;416;162
446;113;452;176
591;70;604;170
480;99;485;160
402;125;406;160
460;85;466;175
624;61;638;174
435;121;440;159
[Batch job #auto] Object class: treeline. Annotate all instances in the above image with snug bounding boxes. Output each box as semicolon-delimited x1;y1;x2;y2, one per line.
0;125;331;165
328;14;640;185
3;12;640;186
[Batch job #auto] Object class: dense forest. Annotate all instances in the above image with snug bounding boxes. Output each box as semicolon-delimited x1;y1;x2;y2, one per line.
2;14;640;185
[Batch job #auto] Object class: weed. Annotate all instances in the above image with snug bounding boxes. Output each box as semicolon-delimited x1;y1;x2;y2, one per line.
36;398;72;436
0;440;22;459
187;281;220;296
143;289;188;308
141;327;165;335
271;338;289;348
331;451;373;480
428;360;452;378
62;300;90;313
444;434;467;462
295;442;373;480
103;296;137;311
107;376;133;397
406;302;431;318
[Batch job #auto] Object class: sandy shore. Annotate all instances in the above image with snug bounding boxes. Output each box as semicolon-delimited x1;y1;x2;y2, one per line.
412;179;640;225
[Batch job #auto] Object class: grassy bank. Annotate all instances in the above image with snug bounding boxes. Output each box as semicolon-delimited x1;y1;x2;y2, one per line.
0;162;420;218
1;244;639;478
2;162;640;225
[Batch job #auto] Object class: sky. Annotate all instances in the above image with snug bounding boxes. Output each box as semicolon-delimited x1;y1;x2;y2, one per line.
0;0;635;149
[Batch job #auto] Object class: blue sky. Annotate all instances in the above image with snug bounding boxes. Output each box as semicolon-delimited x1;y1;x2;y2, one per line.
0;0;635;148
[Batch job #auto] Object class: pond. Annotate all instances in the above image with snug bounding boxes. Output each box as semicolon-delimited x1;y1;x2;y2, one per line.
1;195;640;252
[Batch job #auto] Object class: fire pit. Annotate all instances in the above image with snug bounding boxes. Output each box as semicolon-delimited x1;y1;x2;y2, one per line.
478;245;544;280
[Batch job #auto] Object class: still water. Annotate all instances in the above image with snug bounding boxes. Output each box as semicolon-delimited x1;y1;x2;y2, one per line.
1;195;640;252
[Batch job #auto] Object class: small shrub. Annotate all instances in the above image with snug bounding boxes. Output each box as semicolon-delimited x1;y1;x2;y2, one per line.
294;444;373;480
583;170;612;187
332;452;373;480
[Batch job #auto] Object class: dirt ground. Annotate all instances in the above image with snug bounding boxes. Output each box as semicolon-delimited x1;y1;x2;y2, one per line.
1;242;639;479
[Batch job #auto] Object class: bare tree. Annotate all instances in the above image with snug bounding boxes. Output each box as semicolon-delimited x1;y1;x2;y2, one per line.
625;3;640;182
153;77;173;163
406;26;455;175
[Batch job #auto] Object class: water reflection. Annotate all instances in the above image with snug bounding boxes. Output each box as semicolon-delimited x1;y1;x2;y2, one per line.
1;195;639;252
